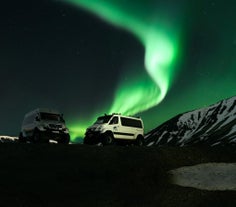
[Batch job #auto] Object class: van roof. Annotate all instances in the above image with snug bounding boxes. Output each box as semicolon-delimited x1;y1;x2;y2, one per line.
104;113;142;120
25;108;61;116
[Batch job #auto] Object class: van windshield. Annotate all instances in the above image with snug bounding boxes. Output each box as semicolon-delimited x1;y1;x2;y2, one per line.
40;113;64;122
94;115;112;124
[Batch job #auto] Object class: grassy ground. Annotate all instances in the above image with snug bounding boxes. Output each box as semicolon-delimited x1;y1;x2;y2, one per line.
0;143;236;206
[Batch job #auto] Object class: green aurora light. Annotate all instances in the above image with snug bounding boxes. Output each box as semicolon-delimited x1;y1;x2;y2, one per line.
63;0;182;141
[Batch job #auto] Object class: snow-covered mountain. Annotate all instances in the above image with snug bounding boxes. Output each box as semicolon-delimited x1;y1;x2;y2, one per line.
0;136;18;143
145;96;236;147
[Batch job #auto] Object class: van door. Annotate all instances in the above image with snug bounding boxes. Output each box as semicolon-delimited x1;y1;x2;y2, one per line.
23;114;38;137
115;117;136;140
108;116;122;139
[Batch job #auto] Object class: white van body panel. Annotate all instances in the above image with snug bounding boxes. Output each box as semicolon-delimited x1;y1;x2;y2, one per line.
85;114;144;144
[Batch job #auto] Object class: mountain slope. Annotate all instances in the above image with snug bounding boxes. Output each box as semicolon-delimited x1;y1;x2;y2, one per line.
145;96;236;146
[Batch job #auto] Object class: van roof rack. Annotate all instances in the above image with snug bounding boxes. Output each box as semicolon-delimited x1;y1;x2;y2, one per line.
128;115;141;118
112;113;121;115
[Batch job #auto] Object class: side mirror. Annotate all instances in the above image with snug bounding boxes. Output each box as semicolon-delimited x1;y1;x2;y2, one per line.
60;116;65;123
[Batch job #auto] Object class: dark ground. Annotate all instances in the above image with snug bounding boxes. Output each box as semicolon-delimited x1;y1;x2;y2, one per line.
0;143;236;207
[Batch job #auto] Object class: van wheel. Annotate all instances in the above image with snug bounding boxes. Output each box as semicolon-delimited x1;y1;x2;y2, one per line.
102;134;114;146
83;136;92;145
18;132;26;143
58;134;70;144
135;136;144;146
32;130;41;143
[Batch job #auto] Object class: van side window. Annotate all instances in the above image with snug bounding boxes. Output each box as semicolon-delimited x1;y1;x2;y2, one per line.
109;117;118;125
23;115;34;125
120;117;142;128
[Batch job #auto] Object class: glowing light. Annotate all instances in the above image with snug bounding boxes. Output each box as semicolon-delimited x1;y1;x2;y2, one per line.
63;0;181;141
69;126;87;141
109;74;161;115
145;31;177;99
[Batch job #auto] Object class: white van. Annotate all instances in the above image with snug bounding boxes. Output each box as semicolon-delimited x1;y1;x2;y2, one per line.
84;113;144;145
19;108;70;144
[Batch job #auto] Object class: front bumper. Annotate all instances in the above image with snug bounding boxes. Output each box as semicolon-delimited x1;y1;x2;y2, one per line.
84;131;102;144
41;129;69;140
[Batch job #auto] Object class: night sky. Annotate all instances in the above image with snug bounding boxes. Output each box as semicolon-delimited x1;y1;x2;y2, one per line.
1;0;236;141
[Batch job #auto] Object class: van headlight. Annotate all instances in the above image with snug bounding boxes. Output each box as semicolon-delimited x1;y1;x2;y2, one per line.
63;128;69;133
43;124;49;129
96;126;103;131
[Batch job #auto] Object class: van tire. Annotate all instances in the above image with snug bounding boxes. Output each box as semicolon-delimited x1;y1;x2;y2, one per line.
102;134;114;146
32;130;41;143
18;132;26;143
83;136;93;145
58;134;70;144
135;136;144;146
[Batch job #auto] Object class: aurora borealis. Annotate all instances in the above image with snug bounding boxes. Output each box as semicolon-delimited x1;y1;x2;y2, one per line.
66;0;182;140
66;0;181;112
1;0;236;141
